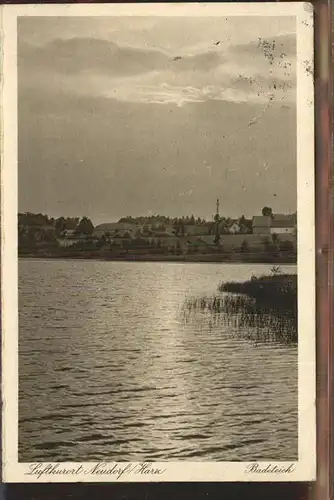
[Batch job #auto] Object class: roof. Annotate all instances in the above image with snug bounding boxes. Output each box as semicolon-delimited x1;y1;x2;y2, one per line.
271;214;296;227
252;216;271;227
271;216;295;228
272;214;295;220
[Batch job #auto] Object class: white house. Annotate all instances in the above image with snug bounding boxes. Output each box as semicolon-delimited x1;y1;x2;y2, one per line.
227;222;241;234
270;215;296;235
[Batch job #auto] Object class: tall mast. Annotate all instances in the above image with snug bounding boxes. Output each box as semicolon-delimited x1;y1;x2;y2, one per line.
214;197;220;245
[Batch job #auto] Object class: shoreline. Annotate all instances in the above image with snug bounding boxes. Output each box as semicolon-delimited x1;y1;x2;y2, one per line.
18;253;297;265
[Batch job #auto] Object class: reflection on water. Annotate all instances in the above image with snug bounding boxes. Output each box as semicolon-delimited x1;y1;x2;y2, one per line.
19;259;297;461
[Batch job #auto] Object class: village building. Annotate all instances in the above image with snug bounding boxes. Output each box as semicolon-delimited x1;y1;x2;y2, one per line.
252;216;271;235
270;214;296;235
227;221;241;234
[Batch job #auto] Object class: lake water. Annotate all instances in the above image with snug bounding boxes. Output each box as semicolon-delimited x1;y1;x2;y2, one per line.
19;259;298;462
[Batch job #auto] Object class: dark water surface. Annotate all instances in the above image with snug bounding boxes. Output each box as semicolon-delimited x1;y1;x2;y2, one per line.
19;259;297;461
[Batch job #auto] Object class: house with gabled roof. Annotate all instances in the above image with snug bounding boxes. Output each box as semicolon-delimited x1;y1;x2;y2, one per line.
252;216;271;235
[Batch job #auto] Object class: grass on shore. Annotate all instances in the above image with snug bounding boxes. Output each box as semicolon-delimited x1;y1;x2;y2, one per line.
219;273;297;313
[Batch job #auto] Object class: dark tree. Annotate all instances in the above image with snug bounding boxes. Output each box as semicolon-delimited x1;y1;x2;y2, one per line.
65;217;80;230
262;206;273;217
76;217;94;236
55;217;66;236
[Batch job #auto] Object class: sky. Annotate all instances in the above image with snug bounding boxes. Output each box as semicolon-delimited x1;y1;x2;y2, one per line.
18;15;296;225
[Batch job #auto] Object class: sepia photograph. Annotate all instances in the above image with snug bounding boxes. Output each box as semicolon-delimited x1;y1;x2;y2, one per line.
1;3;315;482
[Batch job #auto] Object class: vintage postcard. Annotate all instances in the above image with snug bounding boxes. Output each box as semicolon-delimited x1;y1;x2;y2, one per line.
1;2;315;482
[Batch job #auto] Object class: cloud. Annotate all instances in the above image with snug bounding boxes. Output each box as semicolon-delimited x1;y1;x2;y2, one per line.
18;20;296;108
19;37;169;77
19;36;226;77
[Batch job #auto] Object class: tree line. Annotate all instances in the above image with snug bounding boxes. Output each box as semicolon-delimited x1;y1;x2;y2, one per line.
18;213;95;236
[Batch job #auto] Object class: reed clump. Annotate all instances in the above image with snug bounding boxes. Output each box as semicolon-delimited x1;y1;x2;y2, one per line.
183;273;297;344
219;273;297;314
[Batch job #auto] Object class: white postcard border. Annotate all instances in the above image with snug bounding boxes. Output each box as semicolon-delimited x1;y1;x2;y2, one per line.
1;2;315;483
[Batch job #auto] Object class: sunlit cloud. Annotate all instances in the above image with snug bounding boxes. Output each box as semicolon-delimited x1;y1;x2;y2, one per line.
18;19;296;108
